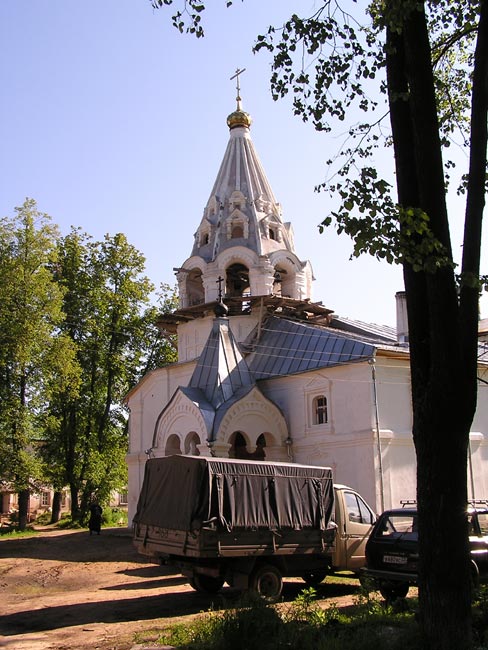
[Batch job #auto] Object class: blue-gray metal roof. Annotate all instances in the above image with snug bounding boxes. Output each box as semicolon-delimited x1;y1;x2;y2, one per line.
245;317;376;380
329;316;398;344
189;317;254;409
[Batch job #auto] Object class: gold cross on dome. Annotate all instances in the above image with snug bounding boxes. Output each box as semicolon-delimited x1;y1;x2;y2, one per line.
230;67;246;108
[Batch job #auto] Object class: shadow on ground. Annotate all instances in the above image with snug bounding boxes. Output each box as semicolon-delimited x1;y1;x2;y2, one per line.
0;529;141;563
0;579;359;636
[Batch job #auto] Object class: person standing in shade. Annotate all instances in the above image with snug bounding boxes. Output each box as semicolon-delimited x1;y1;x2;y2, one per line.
88;503;103;535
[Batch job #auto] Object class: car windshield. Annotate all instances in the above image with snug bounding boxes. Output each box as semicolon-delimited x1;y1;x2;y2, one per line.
377;513;417;539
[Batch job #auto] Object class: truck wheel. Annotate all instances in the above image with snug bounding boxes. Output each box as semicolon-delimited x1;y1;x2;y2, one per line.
249;564;283;603
301;570;327;587
379;581;409;601
190;574;225;594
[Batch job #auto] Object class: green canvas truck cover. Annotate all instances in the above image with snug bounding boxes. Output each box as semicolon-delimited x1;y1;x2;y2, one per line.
133;455;335;533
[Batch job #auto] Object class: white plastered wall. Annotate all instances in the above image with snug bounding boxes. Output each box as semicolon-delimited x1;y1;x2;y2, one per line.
177;314;260;362
125;360;195;523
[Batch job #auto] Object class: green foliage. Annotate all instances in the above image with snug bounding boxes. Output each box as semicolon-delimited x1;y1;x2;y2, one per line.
43;228;177;522
250;1;485;285
0;199;66;511
0;201;178;526
101;507;128;527
0;526;38;538
150;0;235;38
139;587;421;650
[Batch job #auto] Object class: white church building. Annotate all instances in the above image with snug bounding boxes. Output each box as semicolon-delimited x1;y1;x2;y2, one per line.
125;86;488;524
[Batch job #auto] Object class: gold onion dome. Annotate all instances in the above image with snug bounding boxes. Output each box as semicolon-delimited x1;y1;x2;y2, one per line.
227;107;252;130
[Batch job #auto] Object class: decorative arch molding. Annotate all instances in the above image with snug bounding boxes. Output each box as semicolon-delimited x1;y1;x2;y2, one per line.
268;250;302;274
215;246;259;272
180;255;208;274
217;386;288;447
153;390;210;451
229;190;246;211
304;373;332;391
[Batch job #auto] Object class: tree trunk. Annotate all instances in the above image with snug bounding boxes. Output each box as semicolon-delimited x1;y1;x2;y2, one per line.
17;489;29;531
386;4;477;647
70;484;80;522
50;491;62;524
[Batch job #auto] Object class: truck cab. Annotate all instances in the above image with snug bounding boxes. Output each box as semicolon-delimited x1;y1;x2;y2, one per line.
332;485;377;573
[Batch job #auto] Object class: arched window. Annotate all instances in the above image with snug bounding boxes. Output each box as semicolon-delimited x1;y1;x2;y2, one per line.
165;434;182;455
184;432;201;455
231;224;244;238
269;227;276;240
313;395;328;425
253;433;266;459
230;431;248;459
229;432;267;460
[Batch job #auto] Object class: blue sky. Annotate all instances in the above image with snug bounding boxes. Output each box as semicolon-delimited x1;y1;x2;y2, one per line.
1;1;486;326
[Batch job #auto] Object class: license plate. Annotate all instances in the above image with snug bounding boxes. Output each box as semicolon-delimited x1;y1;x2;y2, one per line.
383;554;408;565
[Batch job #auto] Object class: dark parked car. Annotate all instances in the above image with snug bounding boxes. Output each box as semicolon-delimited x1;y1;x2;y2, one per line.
361;502;488;600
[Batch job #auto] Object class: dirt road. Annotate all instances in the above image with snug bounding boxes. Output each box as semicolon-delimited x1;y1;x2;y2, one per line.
0;527;360;650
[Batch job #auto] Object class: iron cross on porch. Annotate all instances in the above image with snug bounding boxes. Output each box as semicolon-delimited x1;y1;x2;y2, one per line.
216;275;225;301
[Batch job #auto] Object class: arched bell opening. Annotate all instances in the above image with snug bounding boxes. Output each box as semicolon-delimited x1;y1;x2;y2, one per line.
272;264;296;299
186;268;205;306
226;263;250;298
225;263;250;314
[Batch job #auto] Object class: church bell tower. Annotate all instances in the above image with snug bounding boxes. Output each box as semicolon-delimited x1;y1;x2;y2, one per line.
162;71;318;361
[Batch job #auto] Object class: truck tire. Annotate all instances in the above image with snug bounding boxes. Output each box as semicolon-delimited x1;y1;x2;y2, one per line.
190;574;225;594
249;564;283;603
301;570;328;587
379;581;409;601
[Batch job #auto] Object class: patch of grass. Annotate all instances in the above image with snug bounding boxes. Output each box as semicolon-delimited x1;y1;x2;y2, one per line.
0;527;39;538
137;586;422;650
473;584;488;647
56;515;83;529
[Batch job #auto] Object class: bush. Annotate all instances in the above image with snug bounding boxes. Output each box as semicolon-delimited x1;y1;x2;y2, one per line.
101;507;128;527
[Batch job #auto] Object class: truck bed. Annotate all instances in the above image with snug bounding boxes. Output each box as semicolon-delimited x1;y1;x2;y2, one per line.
133;521;335;560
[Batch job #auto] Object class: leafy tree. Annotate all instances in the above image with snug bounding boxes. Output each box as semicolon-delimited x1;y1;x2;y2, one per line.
45;230;177;523
150;1;487;647
0;199;67;530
